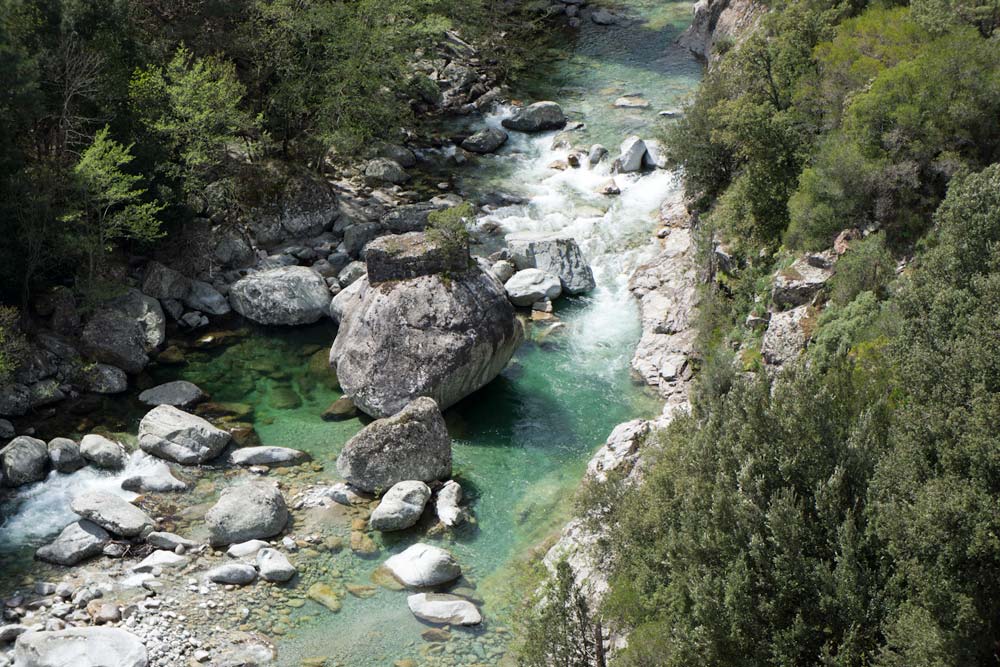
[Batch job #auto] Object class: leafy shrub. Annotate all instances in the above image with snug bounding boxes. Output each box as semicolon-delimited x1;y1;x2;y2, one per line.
425;203;473;255
829;233;895;305
0;306;27;384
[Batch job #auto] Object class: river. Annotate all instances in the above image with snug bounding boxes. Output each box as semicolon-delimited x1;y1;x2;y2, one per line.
0;2;700;665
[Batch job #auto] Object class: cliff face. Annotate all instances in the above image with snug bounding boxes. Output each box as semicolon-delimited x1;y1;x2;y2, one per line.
677;0;767;63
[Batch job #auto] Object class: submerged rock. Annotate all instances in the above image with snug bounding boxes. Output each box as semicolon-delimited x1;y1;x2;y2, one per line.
384;543;461;588
14;627;148;667
229;266;331;326
331;236;523;418
407;593;482;625
138;405;231;465
133;549;188;572
205;481;288;546
207;563;257;586
501;101;567;132
1;436;48;487
336;397;452;493
369;481;431;532
138;380;207;409
506;232;596;295
35;521;109;566
71;491;154;538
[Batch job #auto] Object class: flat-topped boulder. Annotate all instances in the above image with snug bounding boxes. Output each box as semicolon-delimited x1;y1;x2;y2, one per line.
461;127;508;154
205;481;288;546
336;397;451;493
229;266;331;326
504;269;562;307
330;260;523;418
506;232;596;295
364;232;470;283
772;254;834;307
14;627;148;667
501;101;566;132
70;491;154;538
138;405;230;465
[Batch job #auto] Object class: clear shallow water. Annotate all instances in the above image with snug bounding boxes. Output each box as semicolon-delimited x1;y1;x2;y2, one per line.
0;2;700;664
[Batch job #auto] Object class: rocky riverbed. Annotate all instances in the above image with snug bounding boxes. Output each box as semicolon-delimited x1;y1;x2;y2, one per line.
0;1;709;665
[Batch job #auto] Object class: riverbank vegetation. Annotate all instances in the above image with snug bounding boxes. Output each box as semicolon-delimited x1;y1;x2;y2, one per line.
519;0;1000;665
0;0;545;310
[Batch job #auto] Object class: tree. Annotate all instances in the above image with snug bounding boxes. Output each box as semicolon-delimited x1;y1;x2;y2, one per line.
130;45;256;202
518;560;606;667
71;126;163;289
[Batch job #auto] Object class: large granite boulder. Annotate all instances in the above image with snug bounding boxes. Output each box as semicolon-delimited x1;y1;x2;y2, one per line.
0;383;31;417
336;397;451;493
183;280;231;316
80;363;128;394
501;102;566;132
1;436;48;487
138;405;231;465
364;158;410;185
107;288;166;350
14;627;148;667
35;520;109;566
506;232;596;295
205;481;288;546
70;491;154;538
368;481;431;532
142;261;191;301
229;267;331;326
384;543;462;588
330;237;523;417
81;309;149;374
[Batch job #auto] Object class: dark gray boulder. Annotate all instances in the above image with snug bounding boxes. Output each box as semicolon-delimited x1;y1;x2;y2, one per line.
501;101;567;132
336;397;451;493
1;436;48;486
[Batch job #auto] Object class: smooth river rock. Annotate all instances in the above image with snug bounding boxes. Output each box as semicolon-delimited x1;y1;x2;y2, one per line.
384;543;462;588
256;548;297;582
70;491;153;538
506;232;596;295
435;480;465;527
461;127;508;154
368;481;431;532
14;627;148;667
47;438;85;473
501;101;567;132
618;135;649;172
205;481;289;546
35;521;109;566
79;434;126;470
138;405;231;465
504;269;562;307
407;593;482;625
207;563;257;586
228;446;309;467
336;397;451;493
1;436;48;487
330;252;523;418
121;460;188;493
229;266;331;325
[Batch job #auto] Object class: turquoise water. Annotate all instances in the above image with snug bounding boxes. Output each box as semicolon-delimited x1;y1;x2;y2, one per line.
0;2;700;665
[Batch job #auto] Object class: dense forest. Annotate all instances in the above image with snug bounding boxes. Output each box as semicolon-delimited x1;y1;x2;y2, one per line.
521;0;1000;665
0;0;537;332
